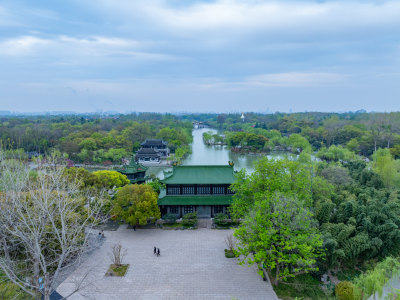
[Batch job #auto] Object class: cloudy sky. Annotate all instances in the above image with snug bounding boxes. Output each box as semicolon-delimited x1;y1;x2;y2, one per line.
0;0;399;113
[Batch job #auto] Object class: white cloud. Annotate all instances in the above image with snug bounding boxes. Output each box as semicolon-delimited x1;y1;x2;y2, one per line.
0;35;178;61
0;36;51;56
192;72;349;90
91;0;400;36
244;72;348;87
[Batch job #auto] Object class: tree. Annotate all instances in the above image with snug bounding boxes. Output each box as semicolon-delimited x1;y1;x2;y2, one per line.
234;193;324;286
244;133;268;150
390;144;400;159
346;138;360;153
316;145;357;162
287;133;311;153
0;156;106;300
104;148;128;163
79;137;97;151
92;170;130;189
226;132;246;147
372;148;400;189
354;257;400;300
230;157;312;219
111;184;161;225
320;166;352;187
217;114;226;127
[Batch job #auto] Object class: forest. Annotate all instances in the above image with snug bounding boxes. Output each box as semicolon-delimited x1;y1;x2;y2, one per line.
0;113;193;164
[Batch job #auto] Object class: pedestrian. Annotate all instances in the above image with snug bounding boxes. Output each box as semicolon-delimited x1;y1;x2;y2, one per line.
133;225;136;231
157;248;160;257
154;246;157;255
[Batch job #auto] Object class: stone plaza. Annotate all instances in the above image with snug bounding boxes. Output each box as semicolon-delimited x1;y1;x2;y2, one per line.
57;226;278;300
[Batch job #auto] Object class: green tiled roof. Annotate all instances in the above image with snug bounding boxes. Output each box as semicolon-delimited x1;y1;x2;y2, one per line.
117;157;147;174
158;195;233;205
161;165;235;184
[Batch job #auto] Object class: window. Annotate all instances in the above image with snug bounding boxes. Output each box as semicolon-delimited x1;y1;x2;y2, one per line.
167;185;180;195
182;185;195;195
227;186;234;194
197;184;210;194
169;206;179;214
184;206;194;214
214;206;224;214
212;184;225;194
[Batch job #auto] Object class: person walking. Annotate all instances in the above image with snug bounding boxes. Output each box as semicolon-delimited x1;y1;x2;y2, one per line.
157;248;160;257
154;246;157;255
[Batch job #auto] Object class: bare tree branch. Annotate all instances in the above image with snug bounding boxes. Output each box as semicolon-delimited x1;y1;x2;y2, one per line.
0;152;108;300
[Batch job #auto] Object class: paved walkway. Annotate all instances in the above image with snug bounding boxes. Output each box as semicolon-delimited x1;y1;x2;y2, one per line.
57;226;277;300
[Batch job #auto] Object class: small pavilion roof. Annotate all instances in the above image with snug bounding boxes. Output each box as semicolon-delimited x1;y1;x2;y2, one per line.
117;157;147;174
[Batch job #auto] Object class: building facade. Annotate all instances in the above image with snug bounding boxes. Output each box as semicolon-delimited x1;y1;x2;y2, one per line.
135;148;162;163
140;139;169;157
158;164;235;218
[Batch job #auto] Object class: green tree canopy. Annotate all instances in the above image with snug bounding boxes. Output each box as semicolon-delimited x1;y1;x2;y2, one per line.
234;193;324;286
92;170;130;189
373;148;400;189
317;145;357;162
287;133;311;153
230;157;312;219
112;184;161;225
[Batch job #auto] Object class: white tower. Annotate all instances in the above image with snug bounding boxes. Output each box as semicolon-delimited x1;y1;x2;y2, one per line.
240;113;245;122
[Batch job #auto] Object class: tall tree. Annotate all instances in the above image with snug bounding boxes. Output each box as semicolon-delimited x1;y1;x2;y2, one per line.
234;193;324;286
0;156;106;300
230;157;312;219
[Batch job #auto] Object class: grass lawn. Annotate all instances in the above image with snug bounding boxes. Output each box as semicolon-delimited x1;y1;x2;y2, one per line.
106;264;129;277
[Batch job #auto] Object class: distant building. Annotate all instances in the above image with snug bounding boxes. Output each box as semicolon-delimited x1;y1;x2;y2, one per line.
240;113;245;122
140;139;169;157
117;157;147;184
135;148;162;163
158;164;235;218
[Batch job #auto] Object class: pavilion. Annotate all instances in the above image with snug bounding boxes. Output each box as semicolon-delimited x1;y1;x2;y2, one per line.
117;157;147;184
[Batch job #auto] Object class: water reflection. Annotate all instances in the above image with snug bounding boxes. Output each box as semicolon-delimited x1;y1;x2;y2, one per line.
147;128;294;179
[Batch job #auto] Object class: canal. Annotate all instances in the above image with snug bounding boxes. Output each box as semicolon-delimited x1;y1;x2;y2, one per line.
147;128;292;179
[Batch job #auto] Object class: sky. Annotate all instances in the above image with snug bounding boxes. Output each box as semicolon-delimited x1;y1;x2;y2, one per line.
0;0;399;113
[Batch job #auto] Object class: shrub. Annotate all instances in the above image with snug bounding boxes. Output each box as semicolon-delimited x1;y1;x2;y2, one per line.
335;281;355;300
224;249;235;258
163;213;177;224
214;213;229;226
182;212;197;227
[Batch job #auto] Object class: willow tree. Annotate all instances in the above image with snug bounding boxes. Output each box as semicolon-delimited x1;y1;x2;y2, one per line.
354;257;400;299
0;156;107;300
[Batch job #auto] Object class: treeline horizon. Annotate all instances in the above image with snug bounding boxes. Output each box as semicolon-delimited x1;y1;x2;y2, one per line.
1;111;400;163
